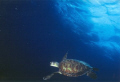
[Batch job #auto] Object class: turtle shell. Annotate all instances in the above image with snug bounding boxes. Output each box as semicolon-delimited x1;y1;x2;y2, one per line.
59;59;92;77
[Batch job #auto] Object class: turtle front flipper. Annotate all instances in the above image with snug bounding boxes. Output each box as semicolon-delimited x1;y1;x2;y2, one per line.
62;51;68;61
43;73;54;80
43;71;59;80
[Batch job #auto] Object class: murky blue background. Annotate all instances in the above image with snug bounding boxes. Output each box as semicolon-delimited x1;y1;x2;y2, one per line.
0;0;120;81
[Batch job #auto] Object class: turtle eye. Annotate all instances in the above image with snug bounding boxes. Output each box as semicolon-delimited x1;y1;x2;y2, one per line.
50;62;53;64
50;62;54;66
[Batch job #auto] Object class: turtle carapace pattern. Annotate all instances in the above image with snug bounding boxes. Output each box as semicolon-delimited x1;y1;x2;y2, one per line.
43;52;98;80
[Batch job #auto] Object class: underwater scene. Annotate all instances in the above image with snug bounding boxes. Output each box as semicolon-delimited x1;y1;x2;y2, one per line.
0;0;120;82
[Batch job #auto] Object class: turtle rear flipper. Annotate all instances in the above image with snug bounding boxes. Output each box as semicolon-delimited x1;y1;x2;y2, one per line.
43;71;59;80
87;72;97;79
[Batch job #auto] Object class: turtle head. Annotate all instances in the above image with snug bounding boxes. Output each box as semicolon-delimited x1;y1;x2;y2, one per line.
50;62;59;68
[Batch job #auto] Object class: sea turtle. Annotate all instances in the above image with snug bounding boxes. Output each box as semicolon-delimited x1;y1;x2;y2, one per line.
43;52;98;80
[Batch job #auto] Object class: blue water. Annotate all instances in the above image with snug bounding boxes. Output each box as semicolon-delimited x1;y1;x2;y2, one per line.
0;0;120;81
